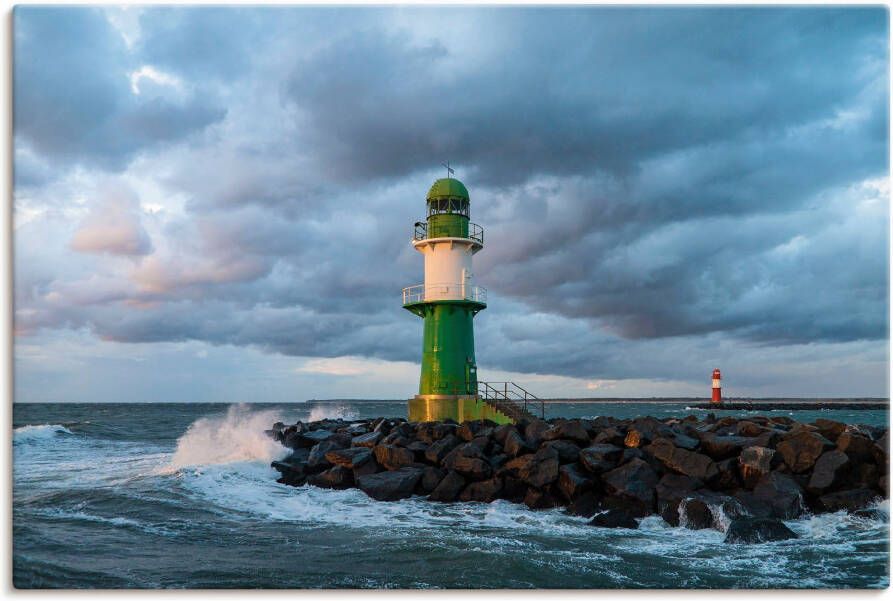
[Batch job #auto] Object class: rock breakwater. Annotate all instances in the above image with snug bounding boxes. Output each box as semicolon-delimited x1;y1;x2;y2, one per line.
268;413;888;541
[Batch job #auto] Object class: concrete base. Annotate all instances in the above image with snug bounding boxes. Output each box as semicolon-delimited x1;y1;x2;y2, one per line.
407;395;513;424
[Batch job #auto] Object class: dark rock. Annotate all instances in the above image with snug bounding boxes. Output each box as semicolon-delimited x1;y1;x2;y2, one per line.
852;508;886;520
492;424;517;445
307;465;354;489
373;444;415;471
807;450;850;493
459;477;503;503
420;466;447;493
837;431;876;463
724;518;798;544
819;488;879;513
594;427;626;446
557;462;593;501
425;434;460;465
646;438;718;481
357;467;424;501
352;456;379;478
307;440;345;472
503;429;533;458
590;509;638;529
738;446;775;489
776;431;833;473
523;486;561;510
621;448;644;465
671;433;700;451
735;421;766;437
656;473;702;526
499;476;528;503
325;447;372;469
752;472;805;519
753;430;782;449
813;418;846;442
524;420;550;446
699;433;755;460
543;440;582;464
542;420;590;446
713;457;741;490
443;443;492;480
352;431;383;448
566;491;602;518
579;444;624;474
602;458;658;516
489;453;508;471
676;497;713;530
406;440;430;459
456;421;486;442
428;470;467;502
271;460;307;486
503;446;559;488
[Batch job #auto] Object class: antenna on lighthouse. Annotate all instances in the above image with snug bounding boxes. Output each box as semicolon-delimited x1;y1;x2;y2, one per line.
442;162;454;179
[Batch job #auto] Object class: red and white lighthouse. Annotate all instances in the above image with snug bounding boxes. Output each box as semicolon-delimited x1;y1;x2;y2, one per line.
711;368;722;403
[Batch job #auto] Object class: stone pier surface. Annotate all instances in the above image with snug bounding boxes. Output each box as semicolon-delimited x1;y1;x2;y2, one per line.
267;413;888;542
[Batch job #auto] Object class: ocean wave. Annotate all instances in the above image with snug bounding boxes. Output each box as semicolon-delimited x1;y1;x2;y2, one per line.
307;404;358;422
13;424;74;444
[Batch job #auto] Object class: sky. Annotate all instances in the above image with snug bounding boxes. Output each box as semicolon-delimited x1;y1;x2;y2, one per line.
13;6;890;402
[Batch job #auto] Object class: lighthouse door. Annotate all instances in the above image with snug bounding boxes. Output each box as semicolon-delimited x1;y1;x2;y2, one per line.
465;361;477;395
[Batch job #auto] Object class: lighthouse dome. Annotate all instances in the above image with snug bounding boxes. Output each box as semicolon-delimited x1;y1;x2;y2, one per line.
427;178;469;201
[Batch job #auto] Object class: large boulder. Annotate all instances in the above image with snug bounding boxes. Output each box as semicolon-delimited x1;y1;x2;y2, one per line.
541;420;590;446
503;446;560;488
646;438;718;482
419;466;447;493
524;420;551;446
557;462;593;501
325;447;372;470
738;446;775;489
373;444;415;471
594;427;626;446
503;429;533;458
357;467;424;501
818;488;879;513
589;509;638;529
579;444;624;474
807;450;850;494
656;473;702;526
813;419;846;442
307;465;354;489
523;486;562;510
724;518;798;544
351;431;383;448
836;431;876;463
443;444;492;481
601;458;658;516
424;434;461;465
299;429;335;448
307;440;346;472
428;470;467;502
543;440;582;464
699;434;755;460
748;472;805;519
776;431;833;473
492;424;517;445
459;477;503;503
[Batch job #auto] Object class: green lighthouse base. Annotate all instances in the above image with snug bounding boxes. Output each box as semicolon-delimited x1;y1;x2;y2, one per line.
408;395;513;424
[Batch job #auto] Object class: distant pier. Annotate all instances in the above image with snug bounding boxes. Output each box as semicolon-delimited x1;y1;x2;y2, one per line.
691;401;888;411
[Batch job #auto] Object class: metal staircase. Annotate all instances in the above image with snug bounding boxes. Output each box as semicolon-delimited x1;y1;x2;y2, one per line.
478;381;545;422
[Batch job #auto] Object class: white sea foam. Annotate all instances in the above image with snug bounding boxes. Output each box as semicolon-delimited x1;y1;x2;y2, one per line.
307;404;358;422
13;424;73;443
167;404;288;470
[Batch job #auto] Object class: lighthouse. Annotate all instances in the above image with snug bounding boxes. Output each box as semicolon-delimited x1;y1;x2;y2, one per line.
402;175;513;423
711;368;722;404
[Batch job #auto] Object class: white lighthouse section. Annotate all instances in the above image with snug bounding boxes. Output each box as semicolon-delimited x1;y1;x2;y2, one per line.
412;237;483;301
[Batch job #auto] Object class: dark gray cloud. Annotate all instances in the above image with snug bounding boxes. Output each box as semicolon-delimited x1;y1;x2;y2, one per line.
12;7;890;396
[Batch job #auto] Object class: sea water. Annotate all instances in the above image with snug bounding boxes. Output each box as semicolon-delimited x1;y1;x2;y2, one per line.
12;401;890;588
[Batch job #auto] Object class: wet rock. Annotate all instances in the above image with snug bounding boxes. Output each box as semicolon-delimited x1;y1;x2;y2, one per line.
307;440;345;472
523;486;561;510
646;438;718;482
503;446;559;488
459;477;503;503
579;444;623;474
671;433;700;451
602;458;658;516
428;470;467;502
503;429;533;458
499;476;528;503
352;431;383;448
543;440;582;464
752;472;805;519
819;488;879;513
443;444;492;480
724;518;798;544
542;420;590;446
713;457;741;490
271;460;307;486
836;431;876;463
307;465;354;489
656;473;702;526
296;428;334;448
420;466;447;493
738;446;775;489
590;509;638;529
373;444;415;471
807;450;850;493
424;434;460;465
676;497;713;530
594;427;626;446
352;457;379;478
699;433;755;460
852;508;886;520
566;491;602;518
406;440;430;460
357;467;424;501
557;462;593;501
776;431;833;473
325;447;372;470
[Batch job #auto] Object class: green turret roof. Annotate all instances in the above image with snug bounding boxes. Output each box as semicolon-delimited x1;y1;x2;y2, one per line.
427;178;469;201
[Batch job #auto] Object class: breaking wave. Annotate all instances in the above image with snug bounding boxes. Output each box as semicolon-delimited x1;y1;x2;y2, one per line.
14;424;74;444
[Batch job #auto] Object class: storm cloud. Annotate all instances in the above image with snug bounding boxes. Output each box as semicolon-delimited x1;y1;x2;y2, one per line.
13;7;889;401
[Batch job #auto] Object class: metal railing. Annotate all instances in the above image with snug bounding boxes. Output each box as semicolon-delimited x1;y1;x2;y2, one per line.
478;381;545;421
402;283;487;305
413;221;484;245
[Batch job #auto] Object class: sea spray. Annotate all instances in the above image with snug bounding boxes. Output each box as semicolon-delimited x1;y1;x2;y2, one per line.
307;404;358;422
169;404;288;469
